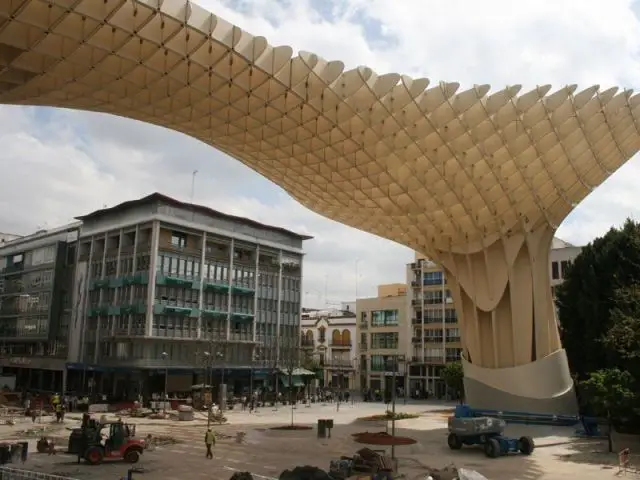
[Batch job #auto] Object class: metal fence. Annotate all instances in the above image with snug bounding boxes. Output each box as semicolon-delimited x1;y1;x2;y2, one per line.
0;467;79;480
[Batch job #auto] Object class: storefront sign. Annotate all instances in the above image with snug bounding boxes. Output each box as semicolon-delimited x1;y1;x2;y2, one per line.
9;357;30;365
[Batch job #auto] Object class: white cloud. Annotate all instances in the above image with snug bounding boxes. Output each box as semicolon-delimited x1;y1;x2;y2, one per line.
2;0;640;306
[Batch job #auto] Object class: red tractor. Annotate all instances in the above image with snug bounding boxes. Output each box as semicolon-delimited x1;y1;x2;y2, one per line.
73;419;145;465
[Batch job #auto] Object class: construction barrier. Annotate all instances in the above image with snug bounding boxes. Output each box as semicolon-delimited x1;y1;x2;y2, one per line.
0;467;78;480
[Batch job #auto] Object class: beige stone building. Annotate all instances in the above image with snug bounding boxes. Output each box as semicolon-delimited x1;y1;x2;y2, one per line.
300;307;356;389
356;284;409;392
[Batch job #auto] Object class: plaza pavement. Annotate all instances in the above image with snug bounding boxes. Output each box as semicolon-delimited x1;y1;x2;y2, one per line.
0;400;633;479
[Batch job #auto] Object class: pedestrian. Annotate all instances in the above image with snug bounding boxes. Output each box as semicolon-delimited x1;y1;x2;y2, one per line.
204;428;215;459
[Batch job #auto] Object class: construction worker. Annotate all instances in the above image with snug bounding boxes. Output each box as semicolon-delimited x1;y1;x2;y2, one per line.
204;428;215;459
51;393;60;408
55;403;63;423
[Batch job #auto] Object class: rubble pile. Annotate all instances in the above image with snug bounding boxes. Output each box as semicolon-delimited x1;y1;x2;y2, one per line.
425;466;488;480
279;465;333;480
229;472;254;480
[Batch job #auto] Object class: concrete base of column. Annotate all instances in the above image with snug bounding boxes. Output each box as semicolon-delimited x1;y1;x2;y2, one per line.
462;349;578;416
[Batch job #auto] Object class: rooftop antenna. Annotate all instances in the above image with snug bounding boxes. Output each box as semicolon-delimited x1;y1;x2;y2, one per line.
190;170;198;221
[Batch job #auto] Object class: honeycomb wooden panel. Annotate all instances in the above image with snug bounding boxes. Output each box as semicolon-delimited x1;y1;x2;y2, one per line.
2;0;637;413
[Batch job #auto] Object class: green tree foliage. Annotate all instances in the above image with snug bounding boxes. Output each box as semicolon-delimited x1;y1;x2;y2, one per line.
556;219;640;379
442;361;464;402
581;368;635;451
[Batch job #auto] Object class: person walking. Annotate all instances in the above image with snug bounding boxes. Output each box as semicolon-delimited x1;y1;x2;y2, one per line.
204;428;215;459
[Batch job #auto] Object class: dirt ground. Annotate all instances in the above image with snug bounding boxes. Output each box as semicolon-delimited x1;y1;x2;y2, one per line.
0;406;637;479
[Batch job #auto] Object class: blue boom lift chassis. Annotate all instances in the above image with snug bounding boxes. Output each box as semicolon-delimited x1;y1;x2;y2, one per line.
447;406;535;458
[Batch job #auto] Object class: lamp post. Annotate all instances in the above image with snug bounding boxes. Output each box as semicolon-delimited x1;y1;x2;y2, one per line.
216;350;225;411
161;351;168;414
204;351;212;415
250;348;261;401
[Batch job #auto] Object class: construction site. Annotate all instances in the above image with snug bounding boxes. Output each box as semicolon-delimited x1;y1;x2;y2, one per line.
0;399;630;480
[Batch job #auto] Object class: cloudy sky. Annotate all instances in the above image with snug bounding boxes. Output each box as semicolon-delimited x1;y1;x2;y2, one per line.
2;0;640;308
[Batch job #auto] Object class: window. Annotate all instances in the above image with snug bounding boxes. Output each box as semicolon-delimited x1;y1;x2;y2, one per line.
171;232;187;248
371;332;398;349
371;310;399;326
551;261;559;280
424;291;443;305
30;246;56;266
423;271;443;286
560;260;570;279
318;326;326;343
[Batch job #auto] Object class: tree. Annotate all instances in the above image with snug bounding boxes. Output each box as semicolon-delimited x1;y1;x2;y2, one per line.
279;337;301;427
602;285;640;373
557;219;640;379
441;361;464;403
581;369;635;452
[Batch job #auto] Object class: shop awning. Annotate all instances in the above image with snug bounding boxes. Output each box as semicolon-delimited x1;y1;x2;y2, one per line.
279;374;305;388
279;367;315;376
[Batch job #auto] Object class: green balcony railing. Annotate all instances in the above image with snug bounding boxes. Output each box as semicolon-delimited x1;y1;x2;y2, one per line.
202;281;230;293
119;303;147;315
153;303;199;317
155;273;198;289
201;308;227;318
123;272;149;285
231;285;255;295
87;305;109;317
231;313;254;322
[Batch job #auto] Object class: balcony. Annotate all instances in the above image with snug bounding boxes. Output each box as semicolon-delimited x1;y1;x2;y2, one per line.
359;343;368;351
424;356;445;364
412;318;423;325
153;303;199;317
201;308;227;319
425;337;444;344
358;321;368;329
446;336;461;343
202;280;230;293
411;281;420;287
156;273;198;289
231;285;255;296
300;341;314;349
410;262;418;270
411;299;421;306
1;264;24;275
231;312;254;323
87;305;109;318
412;336;422;343
325;360;354;369
330;340;352;348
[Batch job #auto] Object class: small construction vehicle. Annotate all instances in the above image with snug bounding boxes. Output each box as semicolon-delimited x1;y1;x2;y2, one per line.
447;415;534;458
67;414;145;465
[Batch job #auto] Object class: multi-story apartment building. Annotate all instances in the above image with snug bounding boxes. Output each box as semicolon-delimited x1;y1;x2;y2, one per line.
65;193;310;398
406;255;460;397
406;236;583;398
0;223;80;392
356;283;408;392
0;193;309;396
300;307;356;388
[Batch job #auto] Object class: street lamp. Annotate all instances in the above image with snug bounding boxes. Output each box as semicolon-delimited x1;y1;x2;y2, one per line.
216;350;225;411
161;351;168;414
204;351;212;428
249;348;262;401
